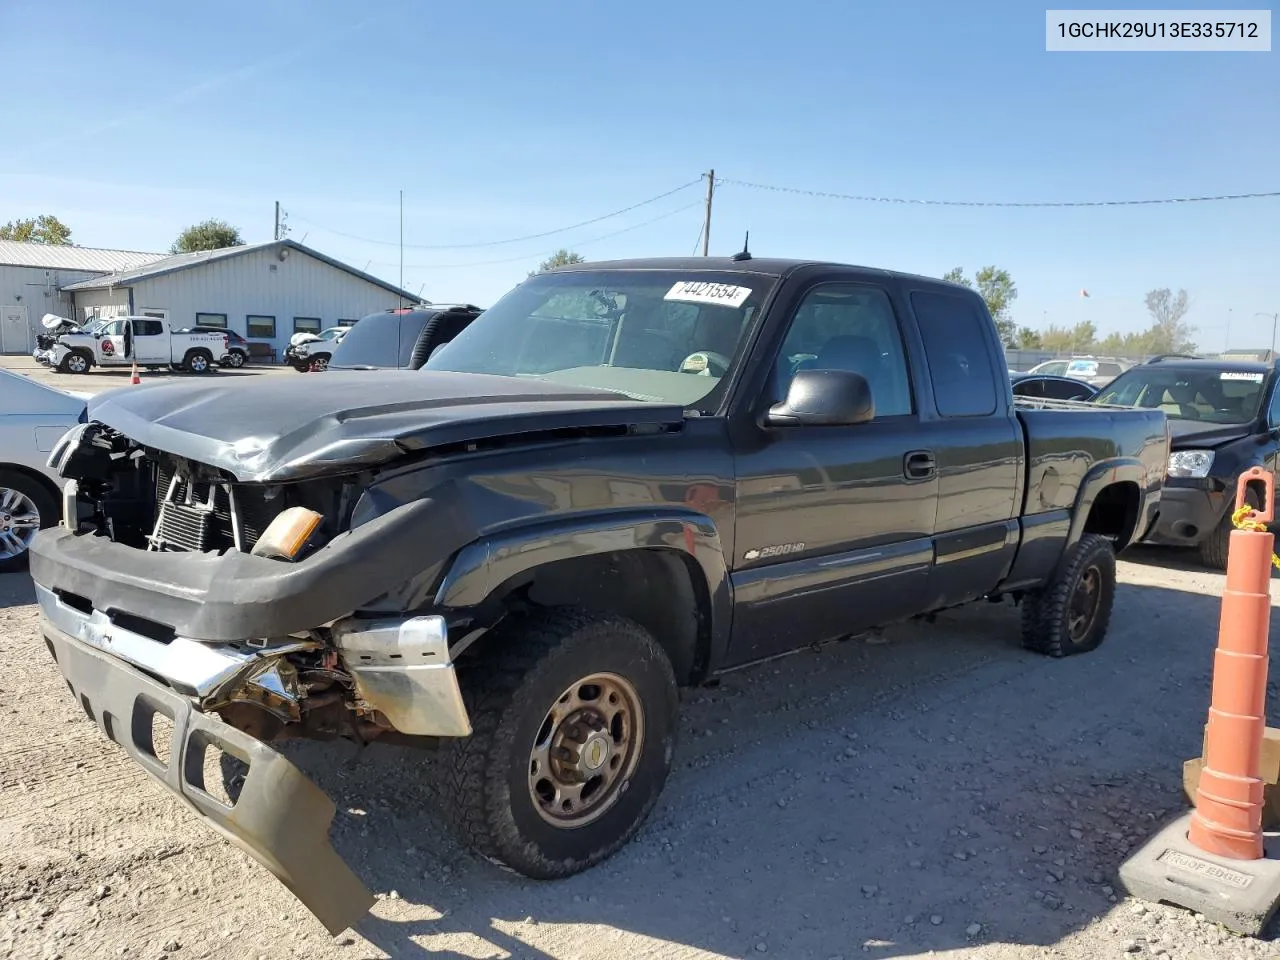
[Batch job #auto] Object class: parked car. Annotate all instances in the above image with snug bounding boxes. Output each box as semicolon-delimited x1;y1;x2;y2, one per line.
328;304;484;371
0;369;85;571
33;256;1168;933
1009;371;1099;402
1095;356;1280;568
178;326;250;368
49;316;230;375
283;323;356;372
1064;357;1130;388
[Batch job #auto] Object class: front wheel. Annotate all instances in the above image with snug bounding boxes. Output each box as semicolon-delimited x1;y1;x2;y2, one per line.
0;470;57;573
439;609;678;878
58;351;90;375
307;354;330;372
1020;534;1116;658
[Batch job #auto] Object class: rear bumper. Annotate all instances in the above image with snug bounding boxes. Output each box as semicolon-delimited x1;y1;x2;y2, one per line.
1141;485;1226;546
41;615;375;934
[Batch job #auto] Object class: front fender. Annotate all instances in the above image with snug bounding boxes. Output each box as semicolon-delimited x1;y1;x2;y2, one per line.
433;509;732;670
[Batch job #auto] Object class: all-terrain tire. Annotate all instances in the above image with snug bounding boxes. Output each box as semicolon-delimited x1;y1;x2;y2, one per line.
1020;533;1117;658
438;608;679;879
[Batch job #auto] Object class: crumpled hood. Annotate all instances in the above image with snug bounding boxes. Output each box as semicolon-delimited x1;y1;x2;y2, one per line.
1167;418;1255;449
87;370;683;482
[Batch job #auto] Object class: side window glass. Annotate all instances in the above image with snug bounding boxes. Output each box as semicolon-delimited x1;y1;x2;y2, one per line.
101;320;122;337
774;284;913;417
1268;384;1280;428
911;290;999;417
1011;378;1042;399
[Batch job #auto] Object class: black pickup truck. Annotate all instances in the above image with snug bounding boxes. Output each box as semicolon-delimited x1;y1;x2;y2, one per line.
31;257;1168;933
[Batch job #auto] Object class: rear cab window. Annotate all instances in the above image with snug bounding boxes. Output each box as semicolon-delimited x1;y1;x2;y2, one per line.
910;290;999;417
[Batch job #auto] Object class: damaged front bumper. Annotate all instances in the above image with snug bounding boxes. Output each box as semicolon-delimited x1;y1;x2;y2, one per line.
35;580;472;932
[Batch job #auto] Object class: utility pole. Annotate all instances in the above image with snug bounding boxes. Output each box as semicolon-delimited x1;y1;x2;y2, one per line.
274;201;280;241
701;169;714;257
398;190;404;311
1256;312;1279;361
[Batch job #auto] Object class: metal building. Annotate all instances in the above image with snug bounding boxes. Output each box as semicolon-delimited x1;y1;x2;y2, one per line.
59;240;421;361
0;241;165;353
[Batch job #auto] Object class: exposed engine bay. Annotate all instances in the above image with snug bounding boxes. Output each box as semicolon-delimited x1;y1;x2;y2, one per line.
43;421;455;750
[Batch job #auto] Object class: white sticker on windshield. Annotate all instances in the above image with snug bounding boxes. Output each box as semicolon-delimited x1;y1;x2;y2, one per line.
1221;372;1264;382
664;281;752;308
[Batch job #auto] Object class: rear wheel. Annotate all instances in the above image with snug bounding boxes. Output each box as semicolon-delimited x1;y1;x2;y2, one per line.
1020;534;1116;658
224;350;246;368
439;609;679;878
0;470;57;573
183;349;213;374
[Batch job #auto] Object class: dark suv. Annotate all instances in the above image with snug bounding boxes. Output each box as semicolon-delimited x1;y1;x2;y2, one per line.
180;326;250;368
328;304;483;371
1094;356;1280;568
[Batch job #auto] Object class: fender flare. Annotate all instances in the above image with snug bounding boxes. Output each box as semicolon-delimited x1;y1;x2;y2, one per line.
1066;458;1151;550
433;508;732;673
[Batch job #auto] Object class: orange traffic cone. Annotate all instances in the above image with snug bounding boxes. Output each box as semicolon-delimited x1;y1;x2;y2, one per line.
1118;465;1280;935
1189;466;1275;859
130;361;140;385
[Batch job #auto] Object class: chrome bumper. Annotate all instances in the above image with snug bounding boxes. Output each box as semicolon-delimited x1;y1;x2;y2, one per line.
331;615;472;737
39;608;375;934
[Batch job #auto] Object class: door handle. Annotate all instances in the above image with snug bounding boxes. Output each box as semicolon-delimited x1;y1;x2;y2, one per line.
904;450;936;480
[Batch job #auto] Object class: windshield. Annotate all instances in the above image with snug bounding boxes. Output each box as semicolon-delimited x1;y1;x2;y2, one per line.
424;270;775;409
1094;366;1267;424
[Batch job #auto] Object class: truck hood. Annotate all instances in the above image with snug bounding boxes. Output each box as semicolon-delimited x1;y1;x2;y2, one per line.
1167;418;1255;449
87;370;684;482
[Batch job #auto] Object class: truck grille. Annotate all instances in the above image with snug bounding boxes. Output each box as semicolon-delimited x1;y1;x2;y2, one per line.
152;463;279;553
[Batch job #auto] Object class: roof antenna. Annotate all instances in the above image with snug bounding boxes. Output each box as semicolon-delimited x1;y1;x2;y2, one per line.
731;231;751;262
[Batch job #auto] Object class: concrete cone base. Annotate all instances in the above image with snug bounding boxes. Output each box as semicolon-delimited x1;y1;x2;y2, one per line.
1118;812;1280;936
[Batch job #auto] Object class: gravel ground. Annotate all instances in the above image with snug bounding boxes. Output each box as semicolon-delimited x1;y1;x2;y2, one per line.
3;550;1280;959
0;353;296;395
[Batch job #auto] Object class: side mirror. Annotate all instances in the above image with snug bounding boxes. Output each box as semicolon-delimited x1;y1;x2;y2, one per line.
765;369;875;427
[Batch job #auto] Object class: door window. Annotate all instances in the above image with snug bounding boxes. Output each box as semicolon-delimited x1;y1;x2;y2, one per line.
773;283;913;417
911;290;999;417
137;320;165;337
100;320;123;337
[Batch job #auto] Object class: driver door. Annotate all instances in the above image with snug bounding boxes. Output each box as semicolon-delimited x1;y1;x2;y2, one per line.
727;281;939;666
99;319;126;365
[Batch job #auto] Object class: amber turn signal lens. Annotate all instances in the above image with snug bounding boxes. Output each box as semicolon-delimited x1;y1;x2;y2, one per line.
251;506;324;560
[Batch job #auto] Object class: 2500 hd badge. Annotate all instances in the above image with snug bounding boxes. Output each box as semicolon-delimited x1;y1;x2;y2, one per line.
31;256;1167;933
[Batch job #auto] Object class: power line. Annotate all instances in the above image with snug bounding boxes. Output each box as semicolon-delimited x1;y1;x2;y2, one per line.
365;199;702;271
717;177;1280;208
293;177;703;250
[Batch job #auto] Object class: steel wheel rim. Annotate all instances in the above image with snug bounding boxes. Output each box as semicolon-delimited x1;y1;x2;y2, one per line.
528;672;644;829
68;355;86;373
0;487;42;559
1068;564;1102;643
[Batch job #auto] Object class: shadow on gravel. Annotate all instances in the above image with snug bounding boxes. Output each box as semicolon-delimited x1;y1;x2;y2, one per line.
268;574;1273;959
0;571;36;609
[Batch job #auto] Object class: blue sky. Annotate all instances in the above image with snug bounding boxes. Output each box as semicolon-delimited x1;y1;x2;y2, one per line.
1;0;1276;348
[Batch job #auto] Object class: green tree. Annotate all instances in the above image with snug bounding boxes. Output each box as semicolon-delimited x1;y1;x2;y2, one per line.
1143;288;1196;353
1096;332;1127;355
941;265;1018;346
528;248;585;278
171;219;244;254
0;214;72;244
1016;327;1042;349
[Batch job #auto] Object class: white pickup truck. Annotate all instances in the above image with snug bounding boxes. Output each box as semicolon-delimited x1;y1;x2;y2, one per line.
50;316;231;375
